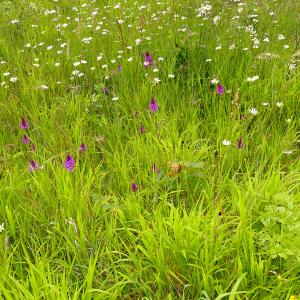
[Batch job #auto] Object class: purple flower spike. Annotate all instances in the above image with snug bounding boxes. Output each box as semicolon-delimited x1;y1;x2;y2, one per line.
102;87;109;95
149;97;158;112
31;143;36;151
131;182;138;192
217;83;224;95
236;137;244;149
20;118;29;130
144;51;153;67
28;160;38;172
117;64;122;72
22;135;30;144
64;154;75;172
79;143;87;152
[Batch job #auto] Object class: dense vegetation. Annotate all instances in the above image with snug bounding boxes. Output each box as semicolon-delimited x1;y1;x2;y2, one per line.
0;0;299;298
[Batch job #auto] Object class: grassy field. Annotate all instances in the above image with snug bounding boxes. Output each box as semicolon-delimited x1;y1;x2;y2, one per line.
0;0;299;299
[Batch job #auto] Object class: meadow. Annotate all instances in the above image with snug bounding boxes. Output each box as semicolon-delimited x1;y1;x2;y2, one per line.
0;0;299;299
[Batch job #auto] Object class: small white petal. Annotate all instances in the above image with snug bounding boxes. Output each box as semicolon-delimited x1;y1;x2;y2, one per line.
222;140;231;146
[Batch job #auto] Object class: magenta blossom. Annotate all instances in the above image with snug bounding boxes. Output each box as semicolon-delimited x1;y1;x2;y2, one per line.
64;154;75;172
149;98;158;112
28;160;38;172
144;51;153;67
217;83;225;95
79;143;87;152
22;135;30;144
131;182;138;192
20;118;29;130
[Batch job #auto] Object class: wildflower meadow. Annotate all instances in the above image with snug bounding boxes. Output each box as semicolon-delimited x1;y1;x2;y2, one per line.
0;0;299;299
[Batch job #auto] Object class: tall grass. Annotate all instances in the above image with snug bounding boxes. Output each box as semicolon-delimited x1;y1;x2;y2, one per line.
0;0;299;298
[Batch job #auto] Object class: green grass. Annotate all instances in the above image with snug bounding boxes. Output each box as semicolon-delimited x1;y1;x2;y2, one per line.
0;0;299;299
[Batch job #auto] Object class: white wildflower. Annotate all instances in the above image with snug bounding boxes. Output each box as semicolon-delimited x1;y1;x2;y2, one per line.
249;108;258;115
246;75;259;82
213;15;221;25
82;37;93;44
222;140;231;146
210;78;219;84
39;85;49;90
10;77;18;82
153;77;161;84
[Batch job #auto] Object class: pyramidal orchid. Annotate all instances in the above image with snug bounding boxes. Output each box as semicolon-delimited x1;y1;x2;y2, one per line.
64;154;75;172
79;143;87;152
217;83;225;95
149;98;158;112
102;87;109;95
131;182;138;192
20;118;29;130
144;51;153;67
28;160;38;172
22;135;30;144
